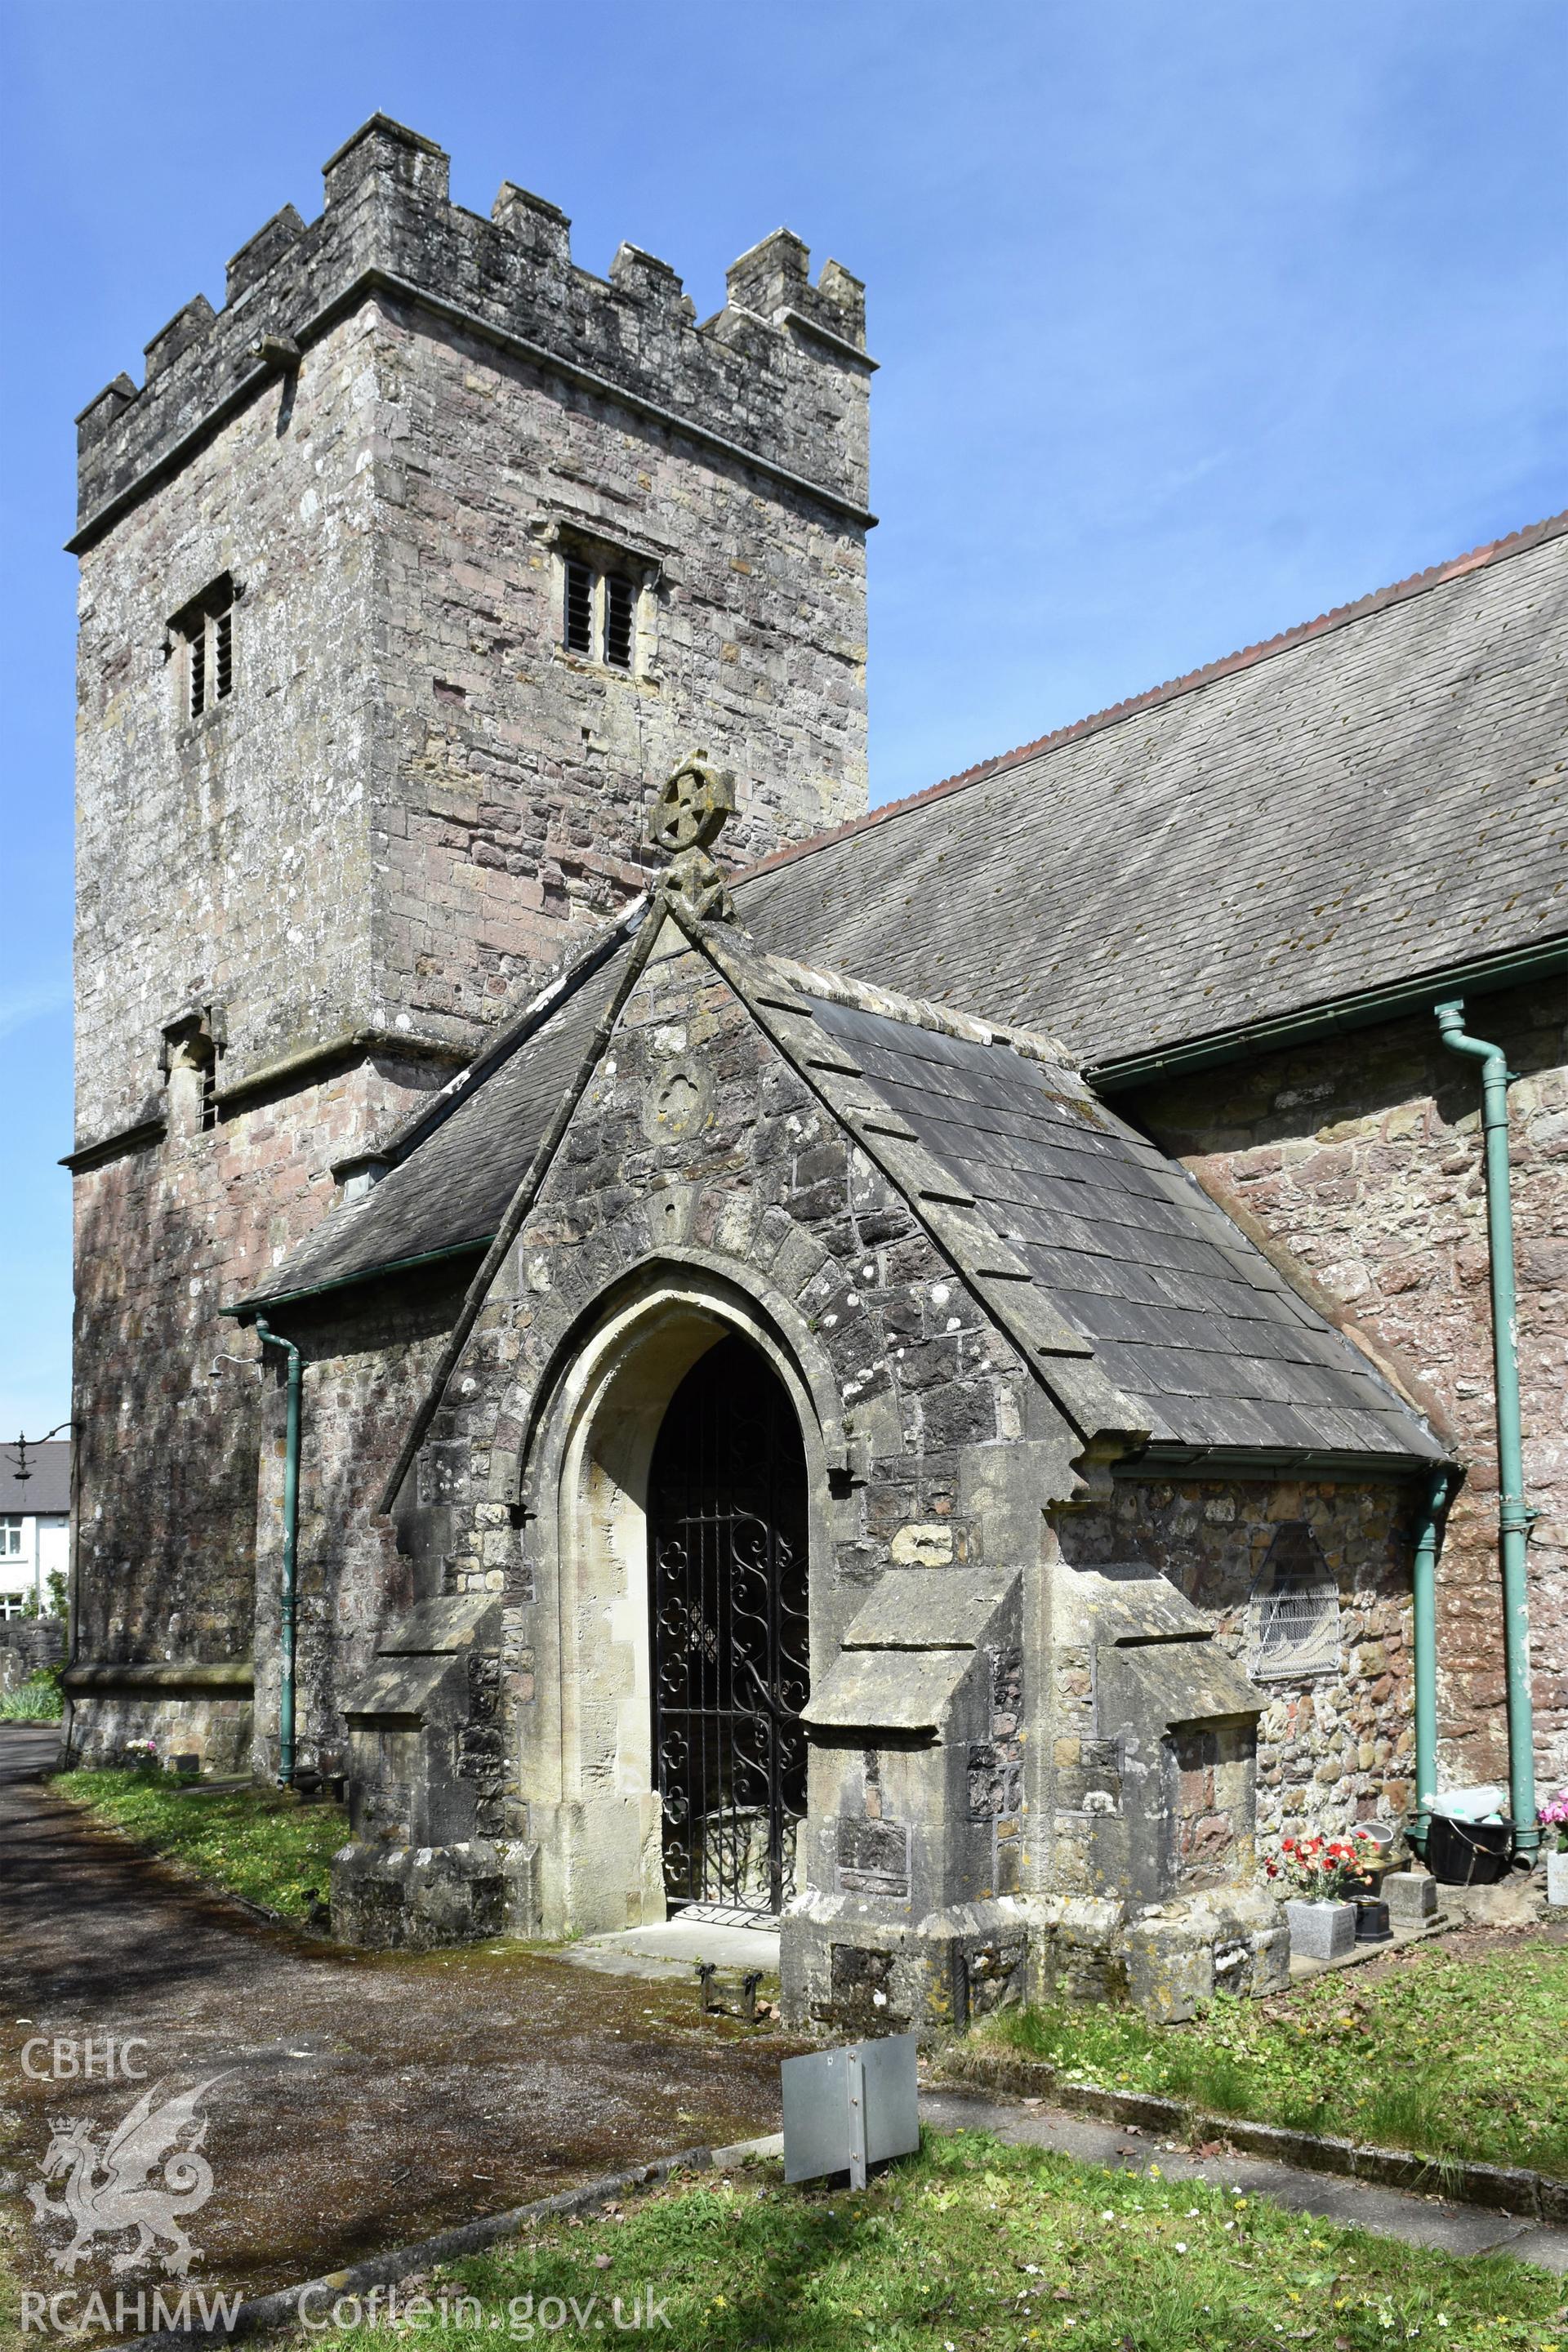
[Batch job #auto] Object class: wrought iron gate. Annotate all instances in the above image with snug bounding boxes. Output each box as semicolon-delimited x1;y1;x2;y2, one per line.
648;1335;809;1916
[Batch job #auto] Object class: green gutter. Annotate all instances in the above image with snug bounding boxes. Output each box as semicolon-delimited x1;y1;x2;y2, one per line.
1116;1443;1447;1484
229;1236;491;1320
1089;938;1567;1093
1435;1000;1539;1858
253;1318;301;1786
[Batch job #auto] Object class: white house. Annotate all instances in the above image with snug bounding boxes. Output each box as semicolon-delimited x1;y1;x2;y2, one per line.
1;1440;70;1619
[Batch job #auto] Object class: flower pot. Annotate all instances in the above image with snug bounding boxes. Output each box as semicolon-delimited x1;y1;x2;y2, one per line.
1284;1899;1358;1962
1546;1849;1568;1909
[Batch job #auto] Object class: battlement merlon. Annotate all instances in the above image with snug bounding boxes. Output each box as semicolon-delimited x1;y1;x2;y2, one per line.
69;114;875;551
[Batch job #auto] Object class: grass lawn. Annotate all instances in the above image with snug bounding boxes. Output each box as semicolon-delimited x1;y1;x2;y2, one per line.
970;1940;1568;2180
0;1676;63;1721
49;1764;347;1921
284;2132;1561;2350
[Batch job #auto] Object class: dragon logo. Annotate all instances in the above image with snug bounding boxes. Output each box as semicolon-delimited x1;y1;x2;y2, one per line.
27;2076;225;2277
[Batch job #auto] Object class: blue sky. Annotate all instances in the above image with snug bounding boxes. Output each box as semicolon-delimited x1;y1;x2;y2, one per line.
1;2;1563;1437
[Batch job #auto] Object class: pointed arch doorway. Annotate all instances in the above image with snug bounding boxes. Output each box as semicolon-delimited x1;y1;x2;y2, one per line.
648;1333;810;1917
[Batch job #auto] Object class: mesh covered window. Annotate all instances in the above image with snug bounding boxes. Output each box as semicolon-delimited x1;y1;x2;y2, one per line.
1247;1521;1340;1678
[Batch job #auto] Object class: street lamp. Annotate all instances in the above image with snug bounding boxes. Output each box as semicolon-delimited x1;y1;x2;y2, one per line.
6;1421;73;1618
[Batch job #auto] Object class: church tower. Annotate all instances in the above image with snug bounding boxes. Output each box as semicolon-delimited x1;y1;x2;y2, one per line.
65;118;871;1736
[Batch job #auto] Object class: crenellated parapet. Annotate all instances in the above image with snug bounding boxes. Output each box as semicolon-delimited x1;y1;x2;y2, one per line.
71;114;873;547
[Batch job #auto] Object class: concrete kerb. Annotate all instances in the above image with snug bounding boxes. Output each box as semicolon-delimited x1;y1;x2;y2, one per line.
933;2046;1568;2224
117;2136;785;2350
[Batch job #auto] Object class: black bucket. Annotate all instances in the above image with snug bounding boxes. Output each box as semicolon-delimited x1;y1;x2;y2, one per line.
1426;1813;1514;1886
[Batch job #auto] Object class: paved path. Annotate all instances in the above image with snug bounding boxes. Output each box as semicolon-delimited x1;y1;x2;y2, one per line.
0;1728;795;2305
920;2089;1568;2274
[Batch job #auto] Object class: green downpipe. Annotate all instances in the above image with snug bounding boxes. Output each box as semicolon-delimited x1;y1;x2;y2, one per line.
254;1316;301;1787
1435;1000;1539;1857
1410;1468;1454;1851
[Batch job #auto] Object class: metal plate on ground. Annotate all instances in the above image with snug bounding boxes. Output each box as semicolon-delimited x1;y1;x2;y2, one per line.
782;2033;920;2185
674;1903;782;1930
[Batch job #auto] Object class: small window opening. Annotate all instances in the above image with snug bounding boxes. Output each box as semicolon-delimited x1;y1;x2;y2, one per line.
1247;1522;1340;1679
161;1006;225;1138
1256;1570;1326;1659
564;559;595;657
604;572;635;670
559;546;643;671
174;576;237;721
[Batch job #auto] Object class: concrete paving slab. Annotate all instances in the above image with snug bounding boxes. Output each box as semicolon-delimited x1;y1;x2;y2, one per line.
919;2088;1568;2273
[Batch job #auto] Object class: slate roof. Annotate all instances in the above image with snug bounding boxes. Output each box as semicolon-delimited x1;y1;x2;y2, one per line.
239;515;1554;1469
734;515;1568;1067
242;951;625;1304
803;994;1441;1463
0;1441;71;1516
244;898;1442;1464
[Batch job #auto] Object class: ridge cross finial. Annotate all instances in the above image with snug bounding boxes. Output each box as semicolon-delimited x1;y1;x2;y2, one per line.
648;755;737;922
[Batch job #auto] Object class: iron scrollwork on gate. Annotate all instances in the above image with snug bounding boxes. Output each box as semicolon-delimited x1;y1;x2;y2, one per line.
648;1336;810;1916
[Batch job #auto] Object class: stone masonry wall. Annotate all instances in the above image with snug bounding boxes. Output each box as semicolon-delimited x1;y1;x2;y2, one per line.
394;934;1067;1924
0;1620;66;1692
76;117;870;536
1123;982;1567;1795
70;118;871;1729
424;939;1043;1615
74;305;390;1147
70;1052;449;1697
150;933;1062;1813
1057;1474;1419;1849
368;292;867;1039
249;1261;471;1780
75;121;869;1148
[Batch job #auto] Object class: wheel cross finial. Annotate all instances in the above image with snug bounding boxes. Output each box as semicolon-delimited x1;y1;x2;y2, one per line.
648;755;737;921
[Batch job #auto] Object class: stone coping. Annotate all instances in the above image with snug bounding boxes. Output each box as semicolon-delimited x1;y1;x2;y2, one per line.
1286;1912;1450;1982
934;2045;1567;2224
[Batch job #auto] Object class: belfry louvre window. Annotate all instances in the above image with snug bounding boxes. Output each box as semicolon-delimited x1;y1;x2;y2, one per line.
561;555;638;670
564;559;595;656
176;577;237;719
604;573;635;669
